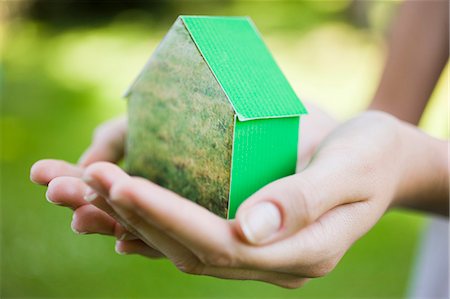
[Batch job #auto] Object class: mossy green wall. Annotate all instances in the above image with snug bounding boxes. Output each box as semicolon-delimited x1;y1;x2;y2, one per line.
125;19;235;217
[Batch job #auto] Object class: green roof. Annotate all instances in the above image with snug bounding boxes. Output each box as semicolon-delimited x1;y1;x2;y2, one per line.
181;16;307;121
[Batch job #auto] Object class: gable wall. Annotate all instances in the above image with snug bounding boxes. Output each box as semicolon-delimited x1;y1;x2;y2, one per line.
125;19;235;217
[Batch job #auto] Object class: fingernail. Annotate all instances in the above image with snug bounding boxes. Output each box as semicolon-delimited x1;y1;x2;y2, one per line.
84;187;98;202
240;202;282;244
45;190;60;204
82;175;93;184
117;231;136;241
30;174;38;184
109;192;133;209
115;241;127;255
71;213;87;235
118;231;127;241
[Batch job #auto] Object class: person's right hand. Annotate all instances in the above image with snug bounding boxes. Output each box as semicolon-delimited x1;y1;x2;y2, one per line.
29;102;339;257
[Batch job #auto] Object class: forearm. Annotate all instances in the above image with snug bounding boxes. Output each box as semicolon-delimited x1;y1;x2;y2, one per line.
392;120;449;216
369;0;449;124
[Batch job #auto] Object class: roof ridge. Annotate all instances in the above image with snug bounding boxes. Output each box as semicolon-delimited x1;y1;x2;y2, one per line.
181;15;307;121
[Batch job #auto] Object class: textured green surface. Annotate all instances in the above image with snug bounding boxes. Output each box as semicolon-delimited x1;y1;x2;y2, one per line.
126;17;305;219
125;19;234;218
181;16;307;121
228;117;300;218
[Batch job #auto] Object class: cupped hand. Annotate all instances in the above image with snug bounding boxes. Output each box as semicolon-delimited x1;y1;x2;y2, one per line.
30;117;164;258
30;102;337;260
67;111;431;288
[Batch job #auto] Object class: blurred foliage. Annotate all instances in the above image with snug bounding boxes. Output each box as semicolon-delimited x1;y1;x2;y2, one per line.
1;0;447;298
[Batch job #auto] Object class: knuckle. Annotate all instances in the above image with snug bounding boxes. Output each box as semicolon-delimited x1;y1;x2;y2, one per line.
356;112;401;155
85;161;115;178
46;177;75;203
288;178;317;224
47;176;64;189
198;249;235;268
51;176;81;197
89;161;112;170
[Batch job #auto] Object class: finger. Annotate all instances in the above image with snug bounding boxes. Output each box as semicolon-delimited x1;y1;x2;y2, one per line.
108;177;240;268
84;190;122;223
46;176;89;209
30;159;83;185
108;195;204;273
239;200;384;277
235;141;377;245
78;117;127;167
71;204;116;235
83;162;173;247
86;162;317;274
82;161;130;198
84;162;239;272
45;175;137;240
108;191;307;287
201;266;308;289
82;162;140;235
115;240;165;259
70;204;138;240
82;161;129;221
82;156;380;279
86;192;142;242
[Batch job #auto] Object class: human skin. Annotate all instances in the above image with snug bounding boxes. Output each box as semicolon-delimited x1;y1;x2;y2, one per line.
30;111;449;288
30;102;338;253
29;0;449;289
369;0;449;125
367;0;449;214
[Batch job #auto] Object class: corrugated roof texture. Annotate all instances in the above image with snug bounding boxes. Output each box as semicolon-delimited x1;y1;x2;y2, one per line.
181;16;307;121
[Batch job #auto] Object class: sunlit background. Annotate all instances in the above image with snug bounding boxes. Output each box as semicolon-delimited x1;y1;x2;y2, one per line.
1;1;448;298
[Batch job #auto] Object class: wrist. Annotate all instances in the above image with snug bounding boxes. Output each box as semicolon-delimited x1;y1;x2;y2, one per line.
391;121;449;215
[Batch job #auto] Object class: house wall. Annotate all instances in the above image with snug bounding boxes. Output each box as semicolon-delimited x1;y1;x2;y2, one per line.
228;116;299;218
125;18;235;218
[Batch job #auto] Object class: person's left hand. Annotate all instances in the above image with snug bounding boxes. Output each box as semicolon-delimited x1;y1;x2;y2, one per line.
30;117;165;258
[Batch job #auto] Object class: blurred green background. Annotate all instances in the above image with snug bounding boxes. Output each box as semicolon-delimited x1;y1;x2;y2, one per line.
1;1;448;298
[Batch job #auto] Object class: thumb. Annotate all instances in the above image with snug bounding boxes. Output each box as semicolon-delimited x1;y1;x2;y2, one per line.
78;117;127;167
235;152;368;245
